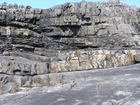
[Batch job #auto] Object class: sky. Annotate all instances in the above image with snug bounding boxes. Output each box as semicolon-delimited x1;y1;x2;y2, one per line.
0;0;140;9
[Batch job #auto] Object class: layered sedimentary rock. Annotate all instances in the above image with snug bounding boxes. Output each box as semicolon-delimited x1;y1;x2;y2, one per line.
0;0;140;94
0;1;140;52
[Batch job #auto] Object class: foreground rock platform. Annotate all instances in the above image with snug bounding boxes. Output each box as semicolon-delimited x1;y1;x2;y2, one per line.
0;64;140;105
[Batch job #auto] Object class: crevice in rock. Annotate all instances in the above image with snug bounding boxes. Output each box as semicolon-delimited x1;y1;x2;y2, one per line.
95;21;106;25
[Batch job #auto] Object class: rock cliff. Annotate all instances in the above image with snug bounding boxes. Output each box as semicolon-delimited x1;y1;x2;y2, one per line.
0;0;140;94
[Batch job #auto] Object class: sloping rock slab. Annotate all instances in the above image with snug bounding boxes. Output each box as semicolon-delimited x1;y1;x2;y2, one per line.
0;64;140;105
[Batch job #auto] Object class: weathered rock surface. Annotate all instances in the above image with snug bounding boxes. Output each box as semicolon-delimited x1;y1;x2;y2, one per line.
0;1;140;52
0;0;140;94
0;50;140;94
0;64;140;105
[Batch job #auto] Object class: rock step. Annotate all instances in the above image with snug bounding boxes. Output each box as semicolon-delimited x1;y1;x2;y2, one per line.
0;49;140;94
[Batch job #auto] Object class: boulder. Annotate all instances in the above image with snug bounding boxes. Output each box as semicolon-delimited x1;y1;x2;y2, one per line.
134;54;140;63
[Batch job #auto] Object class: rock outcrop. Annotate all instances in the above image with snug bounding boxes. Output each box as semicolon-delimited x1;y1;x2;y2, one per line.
0;0;140;94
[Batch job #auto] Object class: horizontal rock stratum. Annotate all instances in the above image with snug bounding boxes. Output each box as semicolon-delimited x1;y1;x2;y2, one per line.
0;0;140;94
1;63;140;105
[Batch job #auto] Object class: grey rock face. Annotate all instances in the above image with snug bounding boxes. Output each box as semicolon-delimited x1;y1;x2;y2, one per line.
0;1;140;94
0;1;139;52
0;56;49;75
